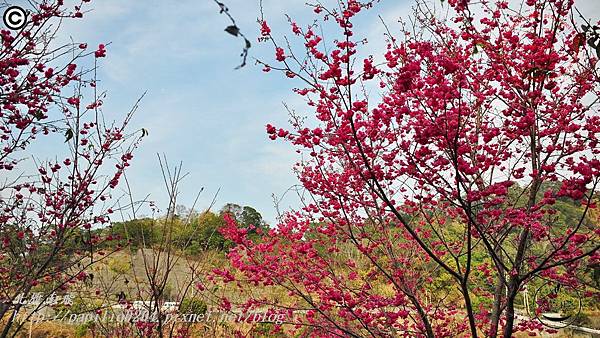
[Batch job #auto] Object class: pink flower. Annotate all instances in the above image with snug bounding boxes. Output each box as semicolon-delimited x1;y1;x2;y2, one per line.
67;97;80;107
260;20;271;37
275;47;285;62
95;44;107;58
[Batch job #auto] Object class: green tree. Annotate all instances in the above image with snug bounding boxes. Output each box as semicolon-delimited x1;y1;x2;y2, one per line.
110;218;157;248
197;211;227;250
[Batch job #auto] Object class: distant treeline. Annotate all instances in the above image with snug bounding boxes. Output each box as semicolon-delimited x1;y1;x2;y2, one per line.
99;203;267;255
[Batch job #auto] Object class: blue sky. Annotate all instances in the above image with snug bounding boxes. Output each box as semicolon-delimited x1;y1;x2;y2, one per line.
13;0;600;224
40;0;414;224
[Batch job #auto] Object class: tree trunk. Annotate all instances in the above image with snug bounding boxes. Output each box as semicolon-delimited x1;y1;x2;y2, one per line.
502;283;519;338
489;249;506;338
489;274;505;337
0;304;15;338
408;293;435;338
461;282;479;338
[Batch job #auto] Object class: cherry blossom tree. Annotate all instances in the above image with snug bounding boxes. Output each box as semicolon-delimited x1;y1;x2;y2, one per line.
0;1;144;335
218;0;600;337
